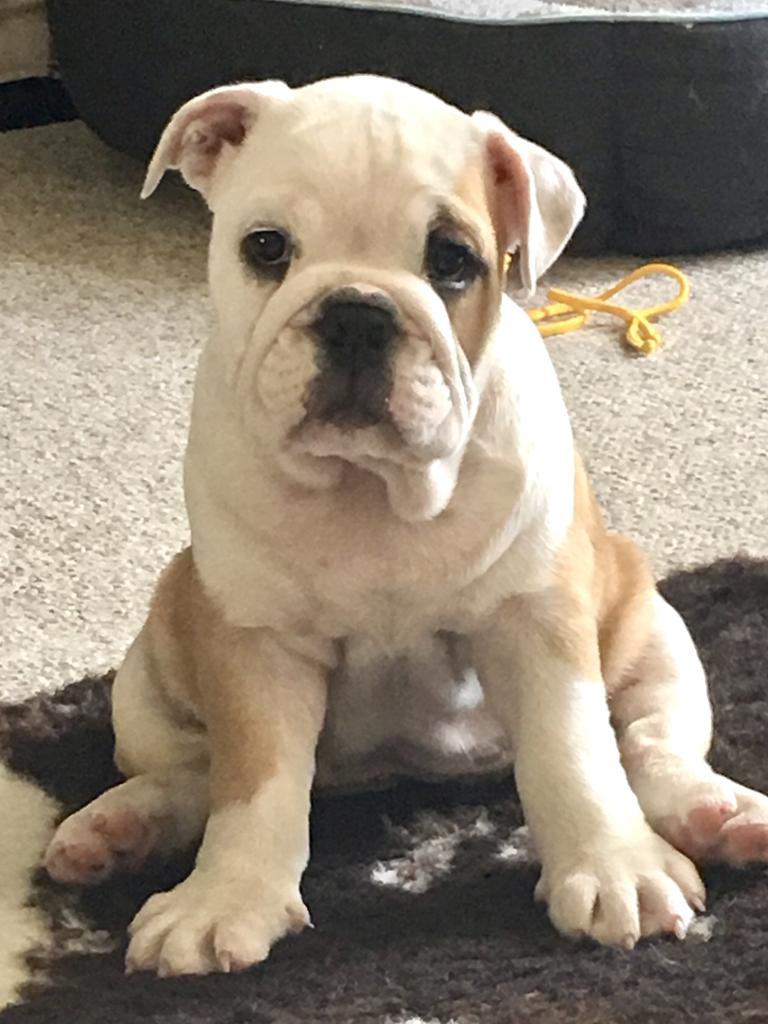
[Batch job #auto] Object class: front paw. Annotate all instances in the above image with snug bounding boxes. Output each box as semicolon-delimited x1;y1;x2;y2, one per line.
125;870;310;976
536;829;705;949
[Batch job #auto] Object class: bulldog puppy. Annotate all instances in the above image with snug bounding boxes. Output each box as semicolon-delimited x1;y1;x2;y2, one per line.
45;75;768;976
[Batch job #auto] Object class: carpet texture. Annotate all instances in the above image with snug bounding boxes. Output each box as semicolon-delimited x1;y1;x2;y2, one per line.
0;0;49;84
0;557;767;1021
2;120;767;702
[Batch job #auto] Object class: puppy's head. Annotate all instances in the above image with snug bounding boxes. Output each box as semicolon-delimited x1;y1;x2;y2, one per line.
144;76;583;491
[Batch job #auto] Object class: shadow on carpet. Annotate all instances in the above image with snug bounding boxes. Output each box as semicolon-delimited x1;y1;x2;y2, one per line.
1;557;767;1023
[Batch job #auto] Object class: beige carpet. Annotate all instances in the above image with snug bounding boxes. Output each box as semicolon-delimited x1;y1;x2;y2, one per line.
1;120;766;702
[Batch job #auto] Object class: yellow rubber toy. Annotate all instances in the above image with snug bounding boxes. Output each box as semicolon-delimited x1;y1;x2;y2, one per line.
524;262;690;355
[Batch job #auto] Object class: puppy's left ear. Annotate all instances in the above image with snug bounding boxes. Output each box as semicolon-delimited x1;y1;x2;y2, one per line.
141;80;292;202
472;112;585;297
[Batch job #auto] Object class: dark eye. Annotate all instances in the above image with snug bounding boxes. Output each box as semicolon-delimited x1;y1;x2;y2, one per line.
426;231;481;291
241;228;293;277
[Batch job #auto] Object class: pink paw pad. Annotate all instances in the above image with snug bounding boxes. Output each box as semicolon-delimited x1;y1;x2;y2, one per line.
45;837;112;885
90;808;154;866
660;792;738;860
720;819;768;865
45;805;158;886
687;803;737;841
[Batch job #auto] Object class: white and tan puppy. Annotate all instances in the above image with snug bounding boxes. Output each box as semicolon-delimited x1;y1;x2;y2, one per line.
45;75;768;976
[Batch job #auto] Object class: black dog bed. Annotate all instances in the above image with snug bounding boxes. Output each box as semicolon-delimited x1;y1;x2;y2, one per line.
2;557;768;1022
46;0;768;256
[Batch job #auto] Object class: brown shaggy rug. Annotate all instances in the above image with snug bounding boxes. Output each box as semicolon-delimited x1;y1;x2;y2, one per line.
1;557;767;1023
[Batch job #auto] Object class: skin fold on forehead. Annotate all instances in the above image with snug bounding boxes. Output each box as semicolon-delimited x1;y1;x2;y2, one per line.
143;74;585;303
213;79;483;220
209;85;501;372
290;74;471;140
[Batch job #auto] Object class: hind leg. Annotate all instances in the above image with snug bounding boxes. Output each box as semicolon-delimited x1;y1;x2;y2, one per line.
45;628;209;885
612;592;768;866
47;546;330;977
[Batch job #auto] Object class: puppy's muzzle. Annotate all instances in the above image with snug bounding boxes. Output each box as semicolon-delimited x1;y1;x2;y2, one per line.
308;288;400;428
315;289;399;360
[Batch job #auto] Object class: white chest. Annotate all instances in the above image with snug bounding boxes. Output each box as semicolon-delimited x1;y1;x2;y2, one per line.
314;630;511;790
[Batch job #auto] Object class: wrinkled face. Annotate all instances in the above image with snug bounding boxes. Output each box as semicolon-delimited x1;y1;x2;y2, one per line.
144;75;584;485
206;82;501;467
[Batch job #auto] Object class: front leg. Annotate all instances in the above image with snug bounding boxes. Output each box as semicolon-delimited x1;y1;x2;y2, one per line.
473;592;704;948
126;630;328;977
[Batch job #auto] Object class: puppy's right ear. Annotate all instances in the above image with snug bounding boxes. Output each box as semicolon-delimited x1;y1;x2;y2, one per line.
472;112;585;297
141;80;291;201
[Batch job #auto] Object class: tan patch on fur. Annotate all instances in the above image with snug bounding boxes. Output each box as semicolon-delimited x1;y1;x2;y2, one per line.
142;548;279;807
446;158;505;365
551;456;656;690
492;455;656;688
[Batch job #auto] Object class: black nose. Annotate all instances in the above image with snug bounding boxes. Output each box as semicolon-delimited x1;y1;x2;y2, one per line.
314;295;398;362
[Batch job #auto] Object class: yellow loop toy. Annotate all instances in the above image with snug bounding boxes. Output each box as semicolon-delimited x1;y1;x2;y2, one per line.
524;262;690;355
